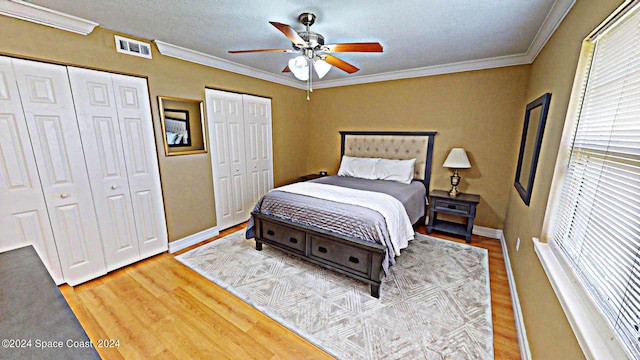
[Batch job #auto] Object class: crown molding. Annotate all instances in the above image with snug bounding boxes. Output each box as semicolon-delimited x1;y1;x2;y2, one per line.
154;0;575;90
314;0;575;89
525;0;576;62
0;0;98;35
154;40;306;90
312;53;532;89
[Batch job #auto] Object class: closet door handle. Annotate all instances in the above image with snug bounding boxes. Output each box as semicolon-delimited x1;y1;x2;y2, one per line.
111;185;118;190
60;193;70;199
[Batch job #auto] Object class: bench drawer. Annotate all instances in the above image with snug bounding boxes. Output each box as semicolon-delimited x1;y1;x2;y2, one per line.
309;235;370;275
261;221;306;253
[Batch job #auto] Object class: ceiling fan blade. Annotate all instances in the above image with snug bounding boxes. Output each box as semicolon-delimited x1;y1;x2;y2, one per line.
282;65;291;73
323;55;359;74
269;21;308;47
322;42;383;53
228;49;295;54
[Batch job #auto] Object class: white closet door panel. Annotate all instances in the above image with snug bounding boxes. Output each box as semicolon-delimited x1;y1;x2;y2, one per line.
12;58;105;285
0;57;63;283
243;95;273;206
228;105;251;223
111;74;167;258
217;176;233;223
68;67;140;271
207;93;233;229
206;89;250;229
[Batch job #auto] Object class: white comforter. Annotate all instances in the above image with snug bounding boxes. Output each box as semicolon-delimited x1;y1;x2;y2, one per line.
274;182;414;256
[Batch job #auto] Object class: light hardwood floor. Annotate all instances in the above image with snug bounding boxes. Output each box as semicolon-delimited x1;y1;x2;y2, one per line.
60;223;521;359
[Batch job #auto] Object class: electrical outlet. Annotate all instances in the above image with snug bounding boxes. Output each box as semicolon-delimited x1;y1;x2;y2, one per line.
516;237;521;252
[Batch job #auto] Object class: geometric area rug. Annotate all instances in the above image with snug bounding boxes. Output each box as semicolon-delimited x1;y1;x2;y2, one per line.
176;230;493;360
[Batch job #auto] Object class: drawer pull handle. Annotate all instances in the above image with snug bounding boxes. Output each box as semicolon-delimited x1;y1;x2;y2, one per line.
267;230;275;236
318;246;328;253
447;204;456;209
289;237;298;244
349;256;360;264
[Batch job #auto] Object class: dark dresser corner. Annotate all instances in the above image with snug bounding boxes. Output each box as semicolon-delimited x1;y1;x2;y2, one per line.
0;246;100;359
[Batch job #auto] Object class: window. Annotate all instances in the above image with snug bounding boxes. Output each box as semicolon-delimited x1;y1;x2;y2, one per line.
548;3;640;359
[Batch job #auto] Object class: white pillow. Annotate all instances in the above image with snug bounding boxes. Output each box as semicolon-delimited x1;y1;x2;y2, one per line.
373;158;416;184
337;155;380;180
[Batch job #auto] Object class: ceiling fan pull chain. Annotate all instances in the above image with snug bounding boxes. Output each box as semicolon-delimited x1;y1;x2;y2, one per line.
309;58;313;92
307;65;311;100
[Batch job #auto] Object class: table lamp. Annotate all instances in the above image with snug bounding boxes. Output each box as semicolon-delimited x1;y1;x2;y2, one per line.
443;148;471;197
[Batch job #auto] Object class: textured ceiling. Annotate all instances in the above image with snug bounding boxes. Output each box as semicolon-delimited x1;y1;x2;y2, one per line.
30;0;558;83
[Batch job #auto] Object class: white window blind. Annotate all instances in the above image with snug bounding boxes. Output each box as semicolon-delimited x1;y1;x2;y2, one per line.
552;5;640;359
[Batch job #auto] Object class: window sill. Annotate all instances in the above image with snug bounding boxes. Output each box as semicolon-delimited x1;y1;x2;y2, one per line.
533;238;629;359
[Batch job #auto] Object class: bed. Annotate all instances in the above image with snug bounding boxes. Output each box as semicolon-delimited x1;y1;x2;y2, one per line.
248;131;436;298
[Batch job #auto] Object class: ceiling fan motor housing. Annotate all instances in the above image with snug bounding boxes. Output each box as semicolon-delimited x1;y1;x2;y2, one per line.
293;31;325;51
292;12;325;51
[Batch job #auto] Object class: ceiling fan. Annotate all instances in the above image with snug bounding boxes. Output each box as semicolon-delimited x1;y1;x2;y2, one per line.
229;12;383;99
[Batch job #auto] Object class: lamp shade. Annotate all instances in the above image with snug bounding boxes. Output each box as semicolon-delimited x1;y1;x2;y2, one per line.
313;58;331;79
443;148;471;169
288;55;309;81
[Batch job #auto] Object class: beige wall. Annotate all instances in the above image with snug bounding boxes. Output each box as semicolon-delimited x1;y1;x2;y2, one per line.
307;66;531;229
0;16;308;241
502;0;624;359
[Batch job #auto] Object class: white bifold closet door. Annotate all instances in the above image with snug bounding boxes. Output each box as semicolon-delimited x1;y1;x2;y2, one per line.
110;73;168;259
243;95;274;208
0;55;167;286
0;57;64;283
68;67;167;271
207;90;250;229
205;89;273;230
12;58;107;285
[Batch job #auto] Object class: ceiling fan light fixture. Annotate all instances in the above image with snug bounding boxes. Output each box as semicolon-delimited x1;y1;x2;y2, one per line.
229;12;382;99
314;58;331;79
288;55;309;80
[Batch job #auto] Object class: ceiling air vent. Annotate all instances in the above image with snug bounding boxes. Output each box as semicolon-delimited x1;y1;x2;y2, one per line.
114;35;152;59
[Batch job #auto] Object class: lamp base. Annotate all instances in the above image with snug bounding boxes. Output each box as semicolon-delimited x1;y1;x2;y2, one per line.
449;170;461;197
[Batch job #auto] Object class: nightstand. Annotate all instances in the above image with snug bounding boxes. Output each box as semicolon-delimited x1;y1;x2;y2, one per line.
300;173;326;182
427;189;480;243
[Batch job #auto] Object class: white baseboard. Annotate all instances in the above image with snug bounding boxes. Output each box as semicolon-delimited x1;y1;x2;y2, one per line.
500;232;532;360
473;225;503;239
169;226;219;253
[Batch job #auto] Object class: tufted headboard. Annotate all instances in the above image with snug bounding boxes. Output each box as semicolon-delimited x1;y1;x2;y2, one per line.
340;131;437;190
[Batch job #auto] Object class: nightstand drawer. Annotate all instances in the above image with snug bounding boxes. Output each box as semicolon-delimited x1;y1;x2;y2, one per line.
433;199;471;215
